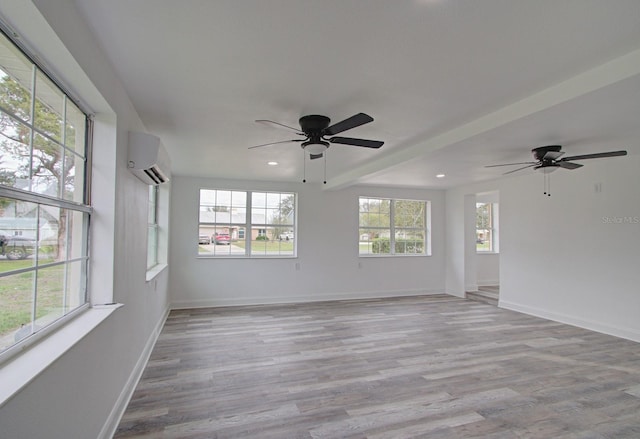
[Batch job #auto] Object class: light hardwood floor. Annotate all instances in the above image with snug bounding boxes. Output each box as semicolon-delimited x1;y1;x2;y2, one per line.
115;295;640;438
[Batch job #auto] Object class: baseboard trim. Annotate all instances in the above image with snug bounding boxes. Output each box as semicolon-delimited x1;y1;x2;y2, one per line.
477;280;499;287
97;305;170;439
171;288;444;309
499;300;640;343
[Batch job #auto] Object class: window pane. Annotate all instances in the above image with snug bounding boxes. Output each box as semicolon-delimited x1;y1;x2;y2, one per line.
147;224;157;269
35;263;66;326
64;149;84;202
67;210;87;260
34;70;64;142
476;203;492;252
36;205;61;266
65;100;85;157
359;198;390;228
0;117;31;189
0;271;35;350
31;132;63;197
148;186;157;224
64;260;86;310
0;34;33;123
395;200;425;228
0;198;38;267
395;229;425;254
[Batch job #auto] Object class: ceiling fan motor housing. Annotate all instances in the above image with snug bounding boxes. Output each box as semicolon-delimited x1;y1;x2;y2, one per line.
299;115;331;136
532;145;562;161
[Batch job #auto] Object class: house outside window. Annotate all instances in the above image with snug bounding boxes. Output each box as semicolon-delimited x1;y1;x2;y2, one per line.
198;189;296;257
476;202;499;252
0;30;91;358
359;197;430;256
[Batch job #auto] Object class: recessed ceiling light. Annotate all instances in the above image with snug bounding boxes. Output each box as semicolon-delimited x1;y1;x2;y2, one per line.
436;173;445;178
267;161;278;166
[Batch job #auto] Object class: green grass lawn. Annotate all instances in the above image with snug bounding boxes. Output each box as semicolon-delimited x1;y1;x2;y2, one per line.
0;258;64;336
233;240;294;252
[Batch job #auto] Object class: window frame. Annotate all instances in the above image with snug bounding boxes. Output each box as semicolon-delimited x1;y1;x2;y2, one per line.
146;185;159;270
476;202;499;253
0;28;92;363
198;189;297;258
358;196;431;257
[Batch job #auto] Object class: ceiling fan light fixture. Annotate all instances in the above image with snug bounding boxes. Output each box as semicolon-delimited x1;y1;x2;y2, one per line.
536;165;559;174
303;141;329;155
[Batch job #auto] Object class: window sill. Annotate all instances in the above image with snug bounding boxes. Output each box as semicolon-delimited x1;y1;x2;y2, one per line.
0;304;122;408
196;255;297;259
359;254;431;258
477;252;500;255
146;263;168;282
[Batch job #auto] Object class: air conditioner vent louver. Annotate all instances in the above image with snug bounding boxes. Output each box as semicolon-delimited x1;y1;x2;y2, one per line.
127;131;171;185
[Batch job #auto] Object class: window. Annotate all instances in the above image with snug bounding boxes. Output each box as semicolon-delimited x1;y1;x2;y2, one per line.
198;189;296;257
147;185;158;269
0;30;90;358
476;202;499;252
359;197;429;256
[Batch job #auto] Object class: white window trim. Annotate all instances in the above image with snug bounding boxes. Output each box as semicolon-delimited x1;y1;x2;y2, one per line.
477;202;499;254
198;189;297;259
359;197;431;257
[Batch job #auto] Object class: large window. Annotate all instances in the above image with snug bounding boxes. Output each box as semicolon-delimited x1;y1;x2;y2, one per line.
476;202;499;252
0;30;90;357
359;197;429;256
198;189;295;257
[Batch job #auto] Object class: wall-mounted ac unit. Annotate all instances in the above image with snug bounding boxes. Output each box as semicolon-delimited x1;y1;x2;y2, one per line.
127;131;171;185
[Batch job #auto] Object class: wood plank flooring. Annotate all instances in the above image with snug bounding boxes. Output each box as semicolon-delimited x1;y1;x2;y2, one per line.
114;295;640;438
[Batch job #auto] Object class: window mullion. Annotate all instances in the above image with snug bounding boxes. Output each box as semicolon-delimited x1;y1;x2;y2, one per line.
389;199;395;255
245;191;252;256
28;64;37;192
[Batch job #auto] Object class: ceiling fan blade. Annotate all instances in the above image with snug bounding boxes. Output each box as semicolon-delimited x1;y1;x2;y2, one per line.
503;164;536;175
485;162;537;168
255;119;303;135
543;151;565;160
329;136;383;148
324;113;374;136
248;139;304;149
560;150;627;161
309;153;323;160
558;161;583;170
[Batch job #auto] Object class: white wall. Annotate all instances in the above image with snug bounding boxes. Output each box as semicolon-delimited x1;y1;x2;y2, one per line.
170;177;446;307
0;2;170;438
476;253;500;286
447;154;640;342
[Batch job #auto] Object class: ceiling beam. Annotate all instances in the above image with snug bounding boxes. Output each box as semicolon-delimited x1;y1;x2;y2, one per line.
325;47;640;190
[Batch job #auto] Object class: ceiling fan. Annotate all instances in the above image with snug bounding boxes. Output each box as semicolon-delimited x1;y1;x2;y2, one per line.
486;145;627;196
249;112;384;160
486;145;627;175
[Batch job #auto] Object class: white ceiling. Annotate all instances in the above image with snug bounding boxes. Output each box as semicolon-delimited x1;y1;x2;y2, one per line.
73;0;640;189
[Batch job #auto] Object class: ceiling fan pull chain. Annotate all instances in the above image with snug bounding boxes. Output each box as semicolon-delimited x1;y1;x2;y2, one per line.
323;152;327;184
302;149;306;183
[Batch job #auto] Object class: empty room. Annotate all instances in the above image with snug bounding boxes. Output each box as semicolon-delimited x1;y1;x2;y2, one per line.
1;1;639;438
